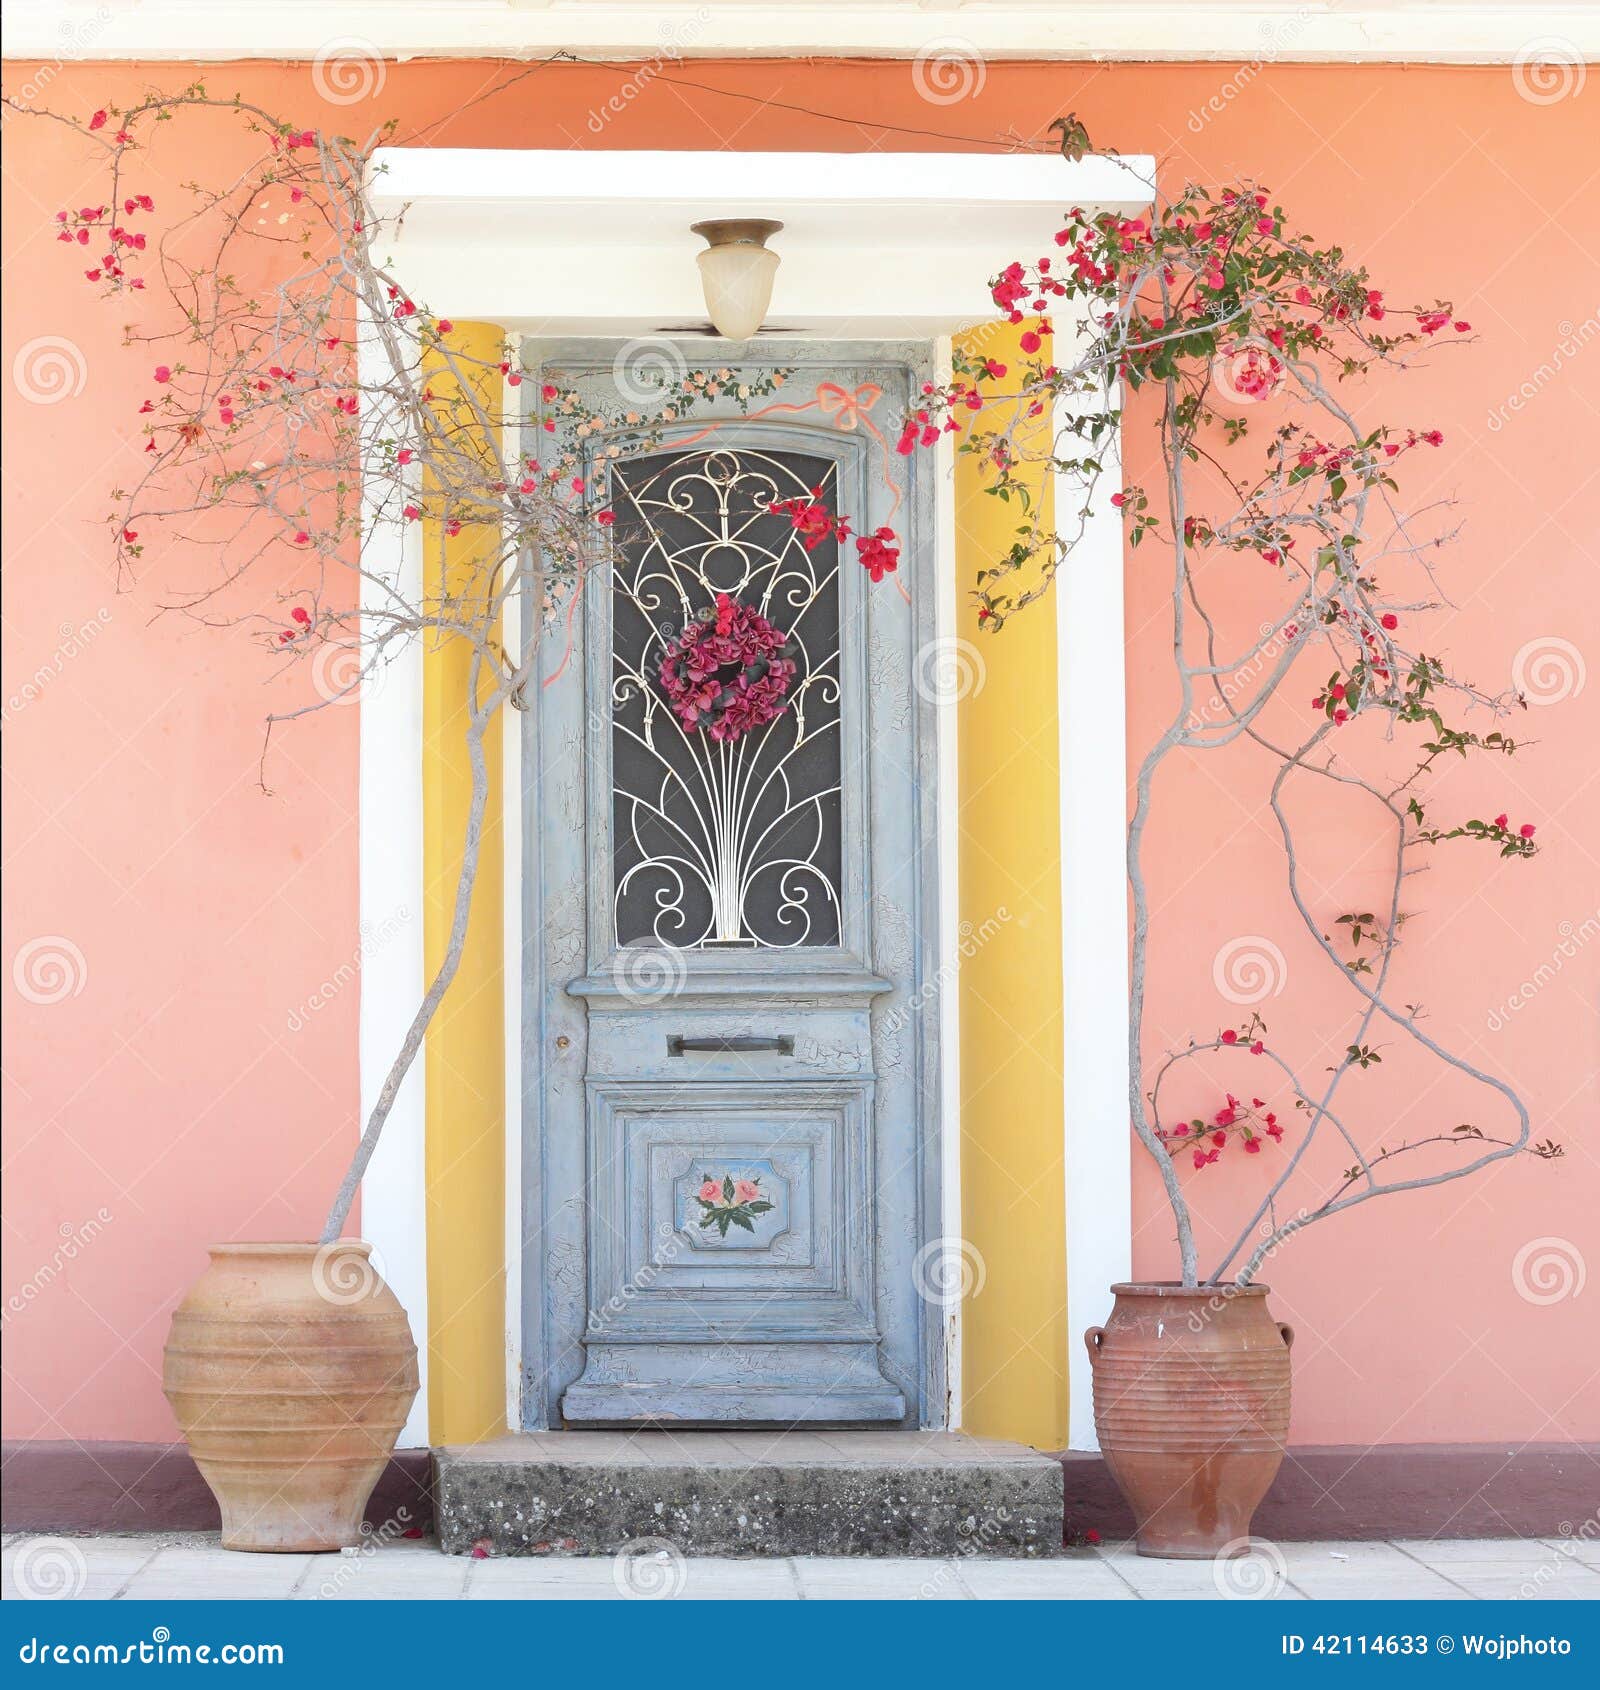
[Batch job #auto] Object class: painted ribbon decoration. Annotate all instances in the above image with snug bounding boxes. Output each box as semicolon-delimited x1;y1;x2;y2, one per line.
815;381;883;431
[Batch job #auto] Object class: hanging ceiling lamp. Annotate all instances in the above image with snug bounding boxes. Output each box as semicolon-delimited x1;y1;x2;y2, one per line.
691;219;783;340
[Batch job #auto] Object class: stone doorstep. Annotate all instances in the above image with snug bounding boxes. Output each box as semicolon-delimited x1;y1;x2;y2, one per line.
433;1431;1065;1559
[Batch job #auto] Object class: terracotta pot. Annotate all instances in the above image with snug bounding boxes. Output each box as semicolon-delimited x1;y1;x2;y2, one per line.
1086;1281;1292;1558
164;1242;419;1552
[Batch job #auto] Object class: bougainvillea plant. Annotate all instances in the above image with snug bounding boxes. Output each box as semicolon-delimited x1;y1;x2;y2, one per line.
879;121;1559;1286
14;85;901;1246
17;87;1555;1284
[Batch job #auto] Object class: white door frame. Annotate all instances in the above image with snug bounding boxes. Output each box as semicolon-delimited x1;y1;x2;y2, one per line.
357;147;1146;1449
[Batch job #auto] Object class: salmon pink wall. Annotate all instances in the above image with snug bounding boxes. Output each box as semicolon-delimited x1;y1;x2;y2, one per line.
3;58;1594;1446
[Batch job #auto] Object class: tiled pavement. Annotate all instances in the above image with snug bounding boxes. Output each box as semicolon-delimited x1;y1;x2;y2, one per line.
4;1533;1598;1601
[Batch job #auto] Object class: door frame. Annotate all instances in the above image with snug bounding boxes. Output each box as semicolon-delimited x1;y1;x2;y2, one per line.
355;147;1151;1448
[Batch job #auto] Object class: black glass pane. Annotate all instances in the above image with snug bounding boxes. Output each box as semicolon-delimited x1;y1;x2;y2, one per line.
609;447;843;949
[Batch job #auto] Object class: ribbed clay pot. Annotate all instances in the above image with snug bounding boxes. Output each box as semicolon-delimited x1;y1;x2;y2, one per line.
164;1242;419;1552
1086;1281;1292;1558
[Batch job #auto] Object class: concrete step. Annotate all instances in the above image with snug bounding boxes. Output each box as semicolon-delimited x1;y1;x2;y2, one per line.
434;1430;1064;1558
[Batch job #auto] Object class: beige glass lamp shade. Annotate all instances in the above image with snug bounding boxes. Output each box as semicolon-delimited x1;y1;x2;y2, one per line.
692;219;783;340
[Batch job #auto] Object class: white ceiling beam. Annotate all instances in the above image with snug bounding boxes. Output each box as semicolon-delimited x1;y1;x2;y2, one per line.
5;2;1598;66
365;146;1156;333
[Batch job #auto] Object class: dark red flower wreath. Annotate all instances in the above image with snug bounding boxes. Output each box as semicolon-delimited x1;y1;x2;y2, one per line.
659;592;798;743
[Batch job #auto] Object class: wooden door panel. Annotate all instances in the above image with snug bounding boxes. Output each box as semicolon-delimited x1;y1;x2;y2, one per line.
521;341;942;1427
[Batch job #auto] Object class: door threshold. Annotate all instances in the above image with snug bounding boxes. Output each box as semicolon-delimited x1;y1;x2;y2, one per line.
434;1430;1064;1557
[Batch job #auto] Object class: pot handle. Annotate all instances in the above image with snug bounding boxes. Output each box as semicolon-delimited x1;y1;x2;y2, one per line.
1278;1321;1295;1350
1084;1325;1106;1365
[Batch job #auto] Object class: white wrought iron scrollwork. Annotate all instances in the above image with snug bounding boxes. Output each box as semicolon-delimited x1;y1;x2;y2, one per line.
609;447;844;949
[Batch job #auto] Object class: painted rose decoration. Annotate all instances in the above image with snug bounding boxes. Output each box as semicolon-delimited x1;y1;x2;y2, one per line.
694;1173;775;1238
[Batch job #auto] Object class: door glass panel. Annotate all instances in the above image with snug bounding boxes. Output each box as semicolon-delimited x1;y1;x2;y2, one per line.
609;445;843;949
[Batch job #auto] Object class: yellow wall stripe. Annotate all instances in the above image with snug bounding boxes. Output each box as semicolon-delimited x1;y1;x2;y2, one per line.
953;322;1070;1449
421;321;508;1446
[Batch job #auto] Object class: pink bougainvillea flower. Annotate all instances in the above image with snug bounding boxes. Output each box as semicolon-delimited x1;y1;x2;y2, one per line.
395;448;414;466
1221;1028;1238;1045
436;319;453;335
1380;613;1399;631
1520;823;1536;839
290;606;310;625
88;110;108;131
153;365;171;383
856;527;900;584
596;509;616;527
1494;813;1509;829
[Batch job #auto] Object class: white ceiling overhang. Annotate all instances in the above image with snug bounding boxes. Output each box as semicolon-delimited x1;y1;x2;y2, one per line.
5;1;1598;65
367;147;1156;336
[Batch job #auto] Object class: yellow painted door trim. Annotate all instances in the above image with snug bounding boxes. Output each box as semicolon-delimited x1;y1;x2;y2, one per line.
952;321;1069;1449
421;321;507;1445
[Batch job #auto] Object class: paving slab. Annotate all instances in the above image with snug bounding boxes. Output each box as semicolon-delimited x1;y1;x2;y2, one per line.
2;1532;1582;1600
1545;1535;1600;1567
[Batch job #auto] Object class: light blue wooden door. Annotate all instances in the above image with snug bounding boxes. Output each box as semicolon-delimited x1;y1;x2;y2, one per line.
521;341;942;1426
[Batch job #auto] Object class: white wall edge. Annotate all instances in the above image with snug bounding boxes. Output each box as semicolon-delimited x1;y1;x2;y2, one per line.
8;3;1598;64
356;309;430;1449
1055;380;1132;1453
